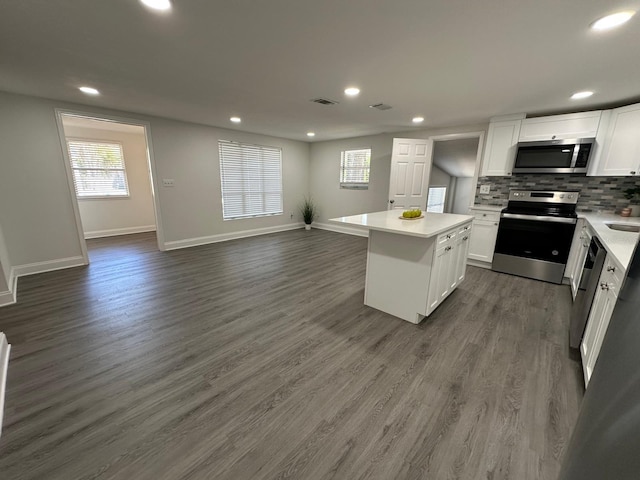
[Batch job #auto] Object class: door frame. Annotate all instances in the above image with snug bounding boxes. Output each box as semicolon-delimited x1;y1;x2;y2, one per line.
54;108;166;264
427;131;486;214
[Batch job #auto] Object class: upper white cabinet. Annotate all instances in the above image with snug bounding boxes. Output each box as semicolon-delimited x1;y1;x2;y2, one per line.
519;111;602;142
588;103;640;176
480;118;522;177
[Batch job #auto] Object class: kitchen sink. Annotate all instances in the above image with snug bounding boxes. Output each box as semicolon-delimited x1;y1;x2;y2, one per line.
605;223;640;233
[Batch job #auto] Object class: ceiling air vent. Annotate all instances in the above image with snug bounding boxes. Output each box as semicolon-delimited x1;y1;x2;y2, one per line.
369;103;392;110
310;98;339;106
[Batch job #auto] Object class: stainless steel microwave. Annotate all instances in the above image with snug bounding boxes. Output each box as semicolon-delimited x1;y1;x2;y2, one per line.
513;138;595;174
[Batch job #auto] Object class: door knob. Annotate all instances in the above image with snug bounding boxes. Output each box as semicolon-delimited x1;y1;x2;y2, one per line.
389;199;395;204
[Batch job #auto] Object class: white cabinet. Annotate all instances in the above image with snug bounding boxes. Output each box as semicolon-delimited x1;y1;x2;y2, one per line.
427;223;472;316
566;220;591;299
480;119;522;176
467;209;500;265
589;103;640;176
581;254;624;386
519;111;602;142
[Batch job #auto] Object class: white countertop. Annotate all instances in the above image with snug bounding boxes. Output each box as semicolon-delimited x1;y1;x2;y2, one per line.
329;210;473;239
579;213;640;270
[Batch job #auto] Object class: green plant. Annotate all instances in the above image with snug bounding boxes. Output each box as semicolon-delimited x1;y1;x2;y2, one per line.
623;187;640;203
300;197;317;224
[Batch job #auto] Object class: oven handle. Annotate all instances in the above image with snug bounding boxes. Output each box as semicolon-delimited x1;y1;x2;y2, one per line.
500;213;577;224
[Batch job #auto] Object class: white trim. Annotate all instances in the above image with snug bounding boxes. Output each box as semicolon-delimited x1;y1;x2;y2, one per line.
0;270;18;307
12;256;86;278
163;223;304;250
84;225;156;239
467;259;492;269
0;332;10;437
314;222;369;238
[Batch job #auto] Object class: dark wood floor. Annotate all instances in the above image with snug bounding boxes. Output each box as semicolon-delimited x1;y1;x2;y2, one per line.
0;230;583;479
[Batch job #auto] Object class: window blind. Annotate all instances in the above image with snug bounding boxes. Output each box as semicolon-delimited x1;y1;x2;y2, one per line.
67;140;129;197
340;148;371;189
427;186;447;213
219;140;283;220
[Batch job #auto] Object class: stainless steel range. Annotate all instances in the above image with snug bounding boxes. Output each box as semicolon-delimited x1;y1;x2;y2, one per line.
492;190;579;284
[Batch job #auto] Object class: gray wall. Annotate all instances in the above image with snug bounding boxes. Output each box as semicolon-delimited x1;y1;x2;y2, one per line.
0;91;310;272
452;177;474;214
63;124;156;237
309;125;487;224
0;223;10;293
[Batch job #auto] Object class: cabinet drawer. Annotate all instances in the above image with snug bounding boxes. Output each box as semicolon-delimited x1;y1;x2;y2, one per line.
458;223;472;236
436;227;457;247
602;256;624;293
471;210;500;222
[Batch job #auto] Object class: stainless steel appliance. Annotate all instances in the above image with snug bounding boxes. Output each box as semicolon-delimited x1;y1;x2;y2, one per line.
513;138;595;174
569;237;606;349
492;190;578;284
559;238;640;479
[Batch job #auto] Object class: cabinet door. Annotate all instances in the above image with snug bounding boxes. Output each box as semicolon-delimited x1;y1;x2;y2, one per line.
581;284;616;385
456;231;471;284
428;246;448;313
591;103;640;176
468;220;499;263
569;227;591;300
480;120;521;176
519;111;602;141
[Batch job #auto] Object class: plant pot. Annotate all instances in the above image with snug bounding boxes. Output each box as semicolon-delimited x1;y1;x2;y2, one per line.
630;205;640;217
305;224;311;230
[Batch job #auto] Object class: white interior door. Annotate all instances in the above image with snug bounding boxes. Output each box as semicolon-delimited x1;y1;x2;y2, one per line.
388;138;433;210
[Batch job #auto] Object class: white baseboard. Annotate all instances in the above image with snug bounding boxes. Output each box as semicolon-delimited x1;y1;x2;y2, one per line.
12;256;87;278
467;259;492;269
84;225;156;239
163;223;304;250
313;222;369;238
0;269;17;307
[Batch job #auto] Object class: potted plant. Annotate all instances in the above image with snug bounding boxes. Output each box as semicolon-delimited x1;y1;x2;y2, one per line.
300;197;317;230
623;187;640;217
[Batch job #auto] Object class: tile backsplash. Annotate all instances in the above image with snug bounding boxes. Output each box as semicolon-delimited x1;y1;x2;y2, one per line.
475;175;640;213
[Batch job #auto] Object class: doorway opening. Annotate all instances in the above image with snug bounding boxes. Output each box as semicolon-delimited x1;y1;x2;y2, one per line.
57;112;163;262
429;136;482;214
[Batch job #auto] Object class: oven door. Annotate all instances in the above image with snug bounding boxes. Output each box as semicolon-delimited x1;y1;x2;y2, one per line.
492;214;577;283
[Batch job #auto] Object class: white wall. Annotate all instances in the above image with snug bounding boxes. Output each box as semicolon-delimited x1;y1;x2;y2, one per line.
0;91;310;274
452;177;473;214
63;124;157;238
309;125;487;225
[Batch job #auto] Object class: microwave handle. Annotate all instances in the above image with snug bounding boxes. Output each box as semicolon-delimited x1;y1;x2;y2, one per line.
569;144;580;169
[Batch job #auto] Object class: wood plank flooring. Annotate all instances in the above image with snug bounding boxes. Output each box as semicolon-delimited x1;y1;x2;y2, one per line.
0;229;584;479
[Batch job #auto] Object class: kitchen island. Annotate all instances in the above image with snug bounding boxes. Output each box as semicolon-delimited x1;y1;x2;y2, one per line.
330;210;474;323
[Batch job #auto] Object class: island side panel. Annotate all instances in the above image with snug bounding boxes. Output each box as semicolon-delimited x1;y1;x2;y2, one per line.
364;229;436;323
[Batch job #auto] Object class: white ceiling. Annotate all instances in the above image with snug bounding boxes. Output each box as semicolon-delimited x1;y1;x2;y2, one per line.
1;1;639;142
432;138;479;178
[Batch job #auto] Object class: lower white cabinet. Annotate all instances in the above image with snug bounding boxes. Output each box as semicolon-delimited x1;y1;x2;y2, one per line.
580;254;623;386
467;208;500;265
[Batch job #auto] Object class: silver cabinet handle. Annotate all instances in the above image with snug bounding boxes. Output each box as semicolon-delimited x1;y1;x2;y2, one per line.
600;283;609;290
607;265;616;272
631;171;636;175
445;246;452;251
494;222;498;226
463;236;469;241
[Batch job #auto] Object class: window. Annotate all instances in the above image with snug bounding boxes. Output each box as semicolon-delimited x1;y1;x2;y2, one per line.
219;140;283;220
67;140;129;198
340;148;371;189
427;186;447;213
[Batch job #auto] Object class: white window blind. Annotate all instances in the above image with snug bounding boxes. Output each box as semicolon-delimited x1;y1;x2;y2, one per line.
427;186;447;213
67;140;129;198
340;148;371;189
219;140;283;220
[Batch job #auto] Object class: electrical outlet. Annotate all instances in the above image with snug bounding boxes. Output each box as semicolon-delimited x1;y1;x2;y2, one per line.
162;179;175;187
480;185;490;194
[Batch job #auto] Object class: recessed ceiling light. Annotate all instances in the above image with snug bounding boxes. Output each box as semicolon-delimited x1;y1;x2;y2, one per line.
571;91;594;100
344;87;360;96
79;86;100;95
412;116;425;123
591;11;636;31
230;117;241;123
140;0;172;11
307;132;315;137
